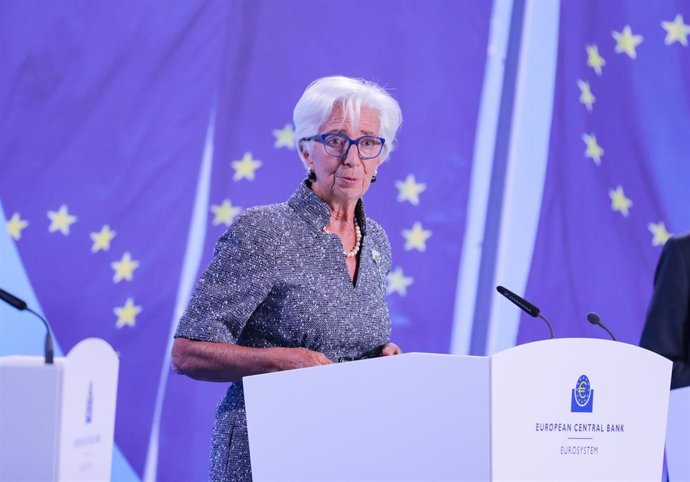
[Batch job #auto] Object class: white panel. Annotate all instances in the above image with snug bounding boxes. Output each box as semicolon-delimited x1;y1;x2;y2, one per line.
245;353;491;481
491;339;671;481
58;338;119;481
451;0;514;355
0;357;63;481
487;0;560;354
666;386;690;481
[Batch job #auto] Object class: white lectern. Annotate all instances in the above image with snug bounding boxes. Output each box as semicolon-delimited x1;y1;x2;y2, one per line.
667;386;690;481
244;339;671;481
0;338;119;481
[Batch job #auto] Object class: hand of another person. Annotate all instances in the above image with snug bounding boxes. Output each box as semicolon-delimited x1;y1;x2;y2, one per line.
381;342;402;356
271;346;333;371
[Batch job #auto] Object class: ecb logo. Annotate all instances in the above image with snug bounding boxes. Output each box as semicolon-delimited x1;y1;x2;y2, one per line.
571;374;593;412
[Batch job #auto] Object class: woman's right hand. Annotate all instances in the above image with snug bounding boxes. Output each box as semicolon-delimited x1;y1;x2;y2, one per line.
270;347;333;371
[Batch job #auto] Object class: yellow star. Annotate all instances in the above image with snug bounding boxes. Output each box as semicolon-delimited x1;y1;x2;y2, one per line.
577;80;596;112
402;222;432;252
582;133;604;165
612;25;643;59
386;267;414;296
662;14;690;46
111;252;140;283
586;44;606;75
648;222;671;246
609;186;633;217
47;204;77;235
114;298;142;328
90;225;116;253
395;174;427;206
6;212;29;241
273;124;295;150
231;152;262;181
210;199;242;226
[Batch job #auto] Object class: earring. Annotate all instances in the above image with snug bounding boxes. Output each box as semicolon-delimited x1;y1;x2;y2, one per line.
307;170;316;181
371;173;377;183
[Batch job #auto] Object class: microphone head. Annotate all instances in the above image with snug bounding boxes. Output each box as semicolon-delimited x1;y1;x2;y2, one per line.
586;312;600;325
496;285;540;317
0;288;28;311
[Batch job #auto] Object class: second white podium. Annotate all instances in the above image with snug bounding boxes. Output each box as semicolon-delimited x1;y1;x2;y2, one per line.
0;338;119;481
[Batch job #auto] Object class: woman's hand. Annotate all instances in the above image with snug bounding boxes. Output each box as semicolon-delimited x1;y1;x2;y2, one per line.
381;342;402;356
270;347;333;371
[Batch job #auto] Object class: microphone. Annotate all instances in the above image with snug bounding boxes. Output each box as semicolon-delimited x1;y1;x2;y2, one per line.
496;285;554;338
0;288;54;364
586;312;616;341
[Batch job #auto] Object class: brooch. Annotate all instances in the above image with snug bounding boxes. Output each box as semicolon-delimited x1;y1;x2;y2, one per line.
371;249;381;265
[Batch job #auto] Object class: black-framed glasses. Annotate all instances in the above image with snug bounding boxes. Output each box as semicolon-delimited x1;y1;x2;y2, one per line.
300;133;385;160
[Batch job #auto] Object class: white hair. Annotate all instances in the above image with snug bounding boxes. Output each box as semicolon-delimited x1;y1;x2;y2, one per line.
293;75;403;167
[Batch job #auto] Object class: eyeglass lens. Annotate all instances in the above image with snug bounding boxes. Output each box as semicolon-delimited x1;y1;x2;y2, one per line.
323;134;383;159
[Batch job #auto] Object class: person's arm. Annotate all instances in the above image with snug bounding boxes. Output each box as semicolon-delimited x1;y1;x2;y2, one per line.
640;236;690;389
171;338;332;383
172;211;332;383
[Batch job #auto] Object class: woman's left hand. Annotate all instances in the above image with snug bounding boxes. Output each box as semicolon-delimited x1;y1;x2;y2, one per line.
381;342;402;356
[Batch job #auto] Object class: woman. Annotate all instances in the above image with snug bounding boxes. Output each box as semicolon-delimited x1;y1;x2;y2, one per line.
172;75;403;481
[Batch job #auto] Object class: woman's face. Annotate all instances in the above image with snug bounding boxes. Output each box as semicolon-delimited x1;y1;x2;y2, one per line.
302;104;382;209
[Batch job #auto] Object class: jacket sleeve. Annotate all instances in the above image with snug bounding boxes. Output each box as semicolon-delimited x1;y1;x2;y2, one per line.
640;235;690;389
174;211;274;344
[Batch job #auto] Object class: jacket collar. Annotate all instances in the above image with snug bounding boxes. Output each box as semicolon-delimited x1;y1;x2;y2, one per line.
287;180;367;235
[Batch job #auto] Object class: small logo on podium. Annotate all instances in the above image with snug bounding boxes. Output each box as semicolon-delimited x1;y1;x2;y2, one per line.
571;374;593;412
86;381;94;424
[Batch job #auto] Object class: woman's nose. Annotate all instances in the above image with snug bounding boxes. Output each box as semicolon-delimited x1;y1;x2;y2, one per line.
342;141;360;165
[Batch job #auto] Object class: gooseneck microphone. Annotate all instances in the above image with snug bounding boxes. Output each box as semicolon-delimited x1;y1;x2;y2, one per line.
496;285;554;339
586;312;616;341
0;288;54;364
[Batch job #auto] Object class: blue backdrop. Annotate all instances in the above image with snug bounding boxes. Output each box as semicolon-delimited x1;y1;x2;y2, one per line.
1;1;688;480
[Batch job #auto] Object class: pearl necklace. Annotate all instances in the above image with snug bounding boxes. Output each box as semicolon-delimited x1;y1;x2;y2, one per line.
323;222;362;257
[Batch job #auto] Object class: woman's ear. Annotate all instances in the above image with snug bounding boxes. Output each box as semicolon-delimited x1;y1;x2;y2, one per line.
300;145;314;170
300;145;309;160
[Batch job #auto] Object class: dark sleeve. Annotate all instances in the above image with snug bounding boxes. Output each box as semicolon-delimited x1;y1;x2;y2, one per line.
640;235;690;389
174;212;274;343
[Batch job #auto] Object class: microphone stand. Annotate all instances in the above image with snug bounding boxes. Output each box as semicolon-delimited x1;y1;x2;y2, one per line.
0;288;54;364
